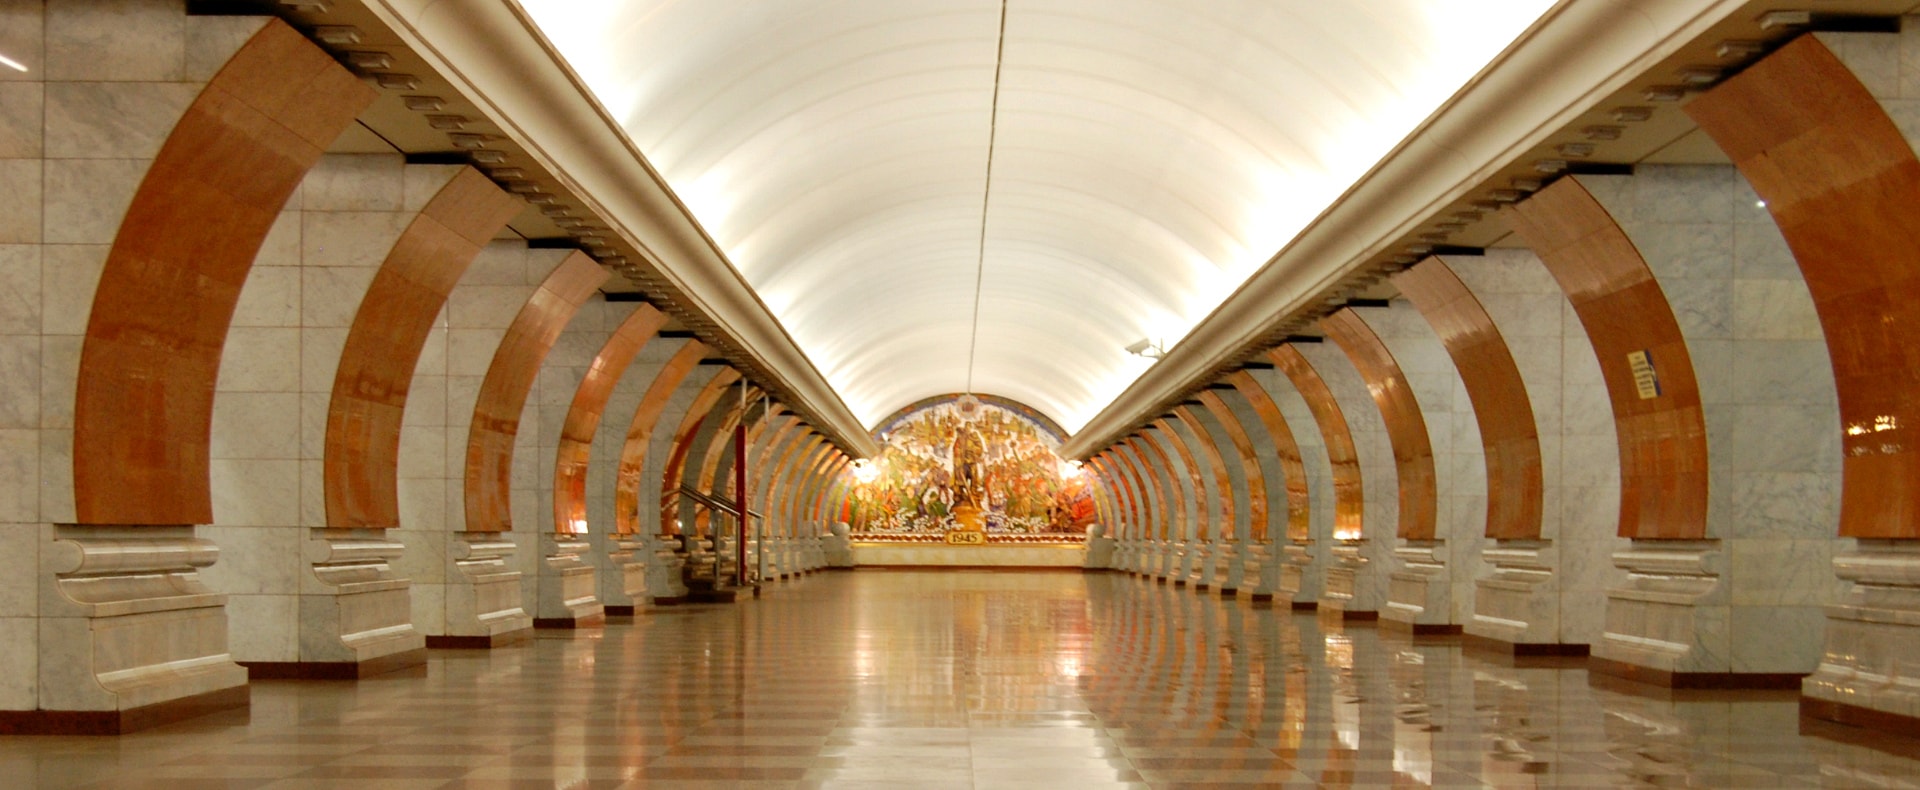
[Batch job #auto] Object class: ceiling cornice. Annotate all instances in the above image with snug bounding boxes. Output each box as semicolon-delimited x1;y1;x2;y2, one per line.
356;0;882;459
1059;0;1750;459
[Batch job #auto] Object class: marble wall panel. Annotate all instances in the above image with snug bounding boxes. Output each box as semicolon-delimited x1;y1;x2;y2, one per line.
1167;410;1229;544
71;19;374;525
1270;345;1363;540
656;367;741;535
1688;34;1913;540
463;253;608;532
1322;309;1438;541
1506;177;1709;540
553;305;665;536
317;169;520;532
1227;371;1308;543
1397;259;1543;540
1196;391;1266;544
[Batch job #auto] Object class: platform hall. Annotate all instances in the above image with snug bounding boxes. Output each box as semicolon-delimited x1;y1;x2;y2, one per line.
4;0;1920;787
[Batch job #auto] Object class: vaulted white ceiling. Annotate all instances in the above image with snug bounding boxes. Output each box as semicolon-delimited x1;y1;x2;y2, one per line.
524;0;1555;433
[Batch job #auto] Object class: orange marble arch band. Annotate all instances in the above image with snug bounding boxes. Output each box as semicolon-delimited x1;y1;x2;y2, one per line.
614;341;707;535
1226;371;1310;542
1687;35;1920;539
1321;309;1438;541
658;367;743;535
464;253;610;532
1087;454;1130;539
691;387;762;536
731;405;788;514
326;167;522;530
810;456;851;532
1144;420;1205;545
1394;258;1545;540
1506;177;1709;540
1196;391;1269;544
1105;445;1144;545
1269;345;1364;540
752;417;805;523
1122;436;1176;542
1170;408;1234;544
1102;452;1143;540
777;435;827;537
552;304;668;536
765;431;818;538
787;440;834;536
73;20;376;525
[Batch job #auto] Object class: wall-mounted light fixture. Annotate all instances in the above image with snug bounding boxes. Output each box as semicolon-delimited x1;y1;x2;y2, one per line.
1125;338;1165;359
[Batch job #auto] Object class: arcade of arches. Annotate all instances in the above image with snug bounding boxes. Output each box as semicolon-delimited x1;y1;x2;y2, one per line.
4;1;1920;786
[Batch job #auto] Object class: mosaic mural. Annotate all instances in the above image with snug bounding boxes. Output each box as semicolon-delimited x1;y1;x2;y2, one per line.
843;395;1096;541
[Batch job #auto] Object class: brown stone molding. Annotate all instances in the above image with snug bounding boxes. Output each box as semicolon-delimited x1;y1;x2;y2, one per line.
327;167;523;530
1226;371;1310;542
1506;177;1708;540
1589;657;1804;691
691;387;762;536
73;20;376;525
239;647;428;680
614;341;707;535
1321;309;1438;541
1395;259;1545;540
658;369;743;535
1687;35;1918;539
1801;697;1920;743
1172;407;1236;544
552;304;668;535
463;253;609;532
1269;346;1364;540
1196;391;1269;544
0;685;250;736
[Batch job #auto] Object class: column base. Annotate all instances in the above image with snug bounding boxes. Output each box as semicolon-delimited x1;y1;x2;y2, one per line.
1461;631;1589;661
1379;619;1461;638
425;629;530;649
1801;696;1920;740
604;605;637;617
1590;656;1803;690
533;612;606;629
241;647;428;680
0;685;250;736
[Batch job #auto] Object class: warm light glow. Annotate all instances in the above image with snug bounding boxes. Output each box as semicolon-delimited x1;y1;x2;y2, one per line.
0;53;25;73
850;459;880;484
568;518;588;535
525;1;1558;434
1059;459;1083;480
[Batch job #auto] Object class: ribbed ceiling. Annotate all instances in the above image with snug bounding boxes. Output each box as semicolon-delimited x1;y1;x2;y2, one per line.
525;0;1554;432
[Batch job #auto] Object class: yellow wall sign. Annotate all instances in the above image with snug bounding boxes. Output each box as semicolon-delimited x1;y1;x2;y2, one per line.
1627;350;1661;399
944;531;987;545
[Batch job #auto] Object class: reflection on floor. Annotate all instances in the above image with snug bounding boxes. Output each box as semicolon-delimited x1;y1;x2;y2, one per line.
4;570;1918;788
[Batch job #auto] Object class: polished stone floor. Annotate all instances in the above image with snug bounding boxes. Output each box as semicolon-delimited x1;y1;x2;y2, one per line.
4;570;1918;788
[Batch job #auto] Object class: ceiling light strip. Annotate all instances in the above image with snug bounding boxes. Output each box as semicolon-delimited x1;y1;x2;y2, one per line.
964;0;1010;395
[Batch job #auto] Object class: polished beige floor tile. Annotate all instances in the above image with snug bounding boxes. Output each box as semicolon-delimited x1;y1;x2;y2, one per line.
3;570;1920;788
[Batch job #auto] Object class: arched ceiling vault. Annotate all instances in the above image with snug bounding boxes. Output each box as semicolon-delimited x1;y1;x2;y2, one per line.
522;0;1556;433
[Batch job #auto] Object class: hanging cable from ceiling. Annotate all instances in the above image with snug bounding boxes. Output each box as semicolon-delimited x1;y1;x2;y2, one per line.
963;0;1009;396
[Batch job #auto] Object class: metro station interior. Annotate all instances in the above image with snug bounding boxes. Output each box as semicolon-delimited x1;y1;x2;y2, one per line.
4;0;1920;787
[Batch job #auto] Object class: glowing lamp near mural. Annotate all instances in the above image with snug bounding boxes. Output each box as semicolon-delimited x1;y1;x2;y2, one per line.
845;394;1097;544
